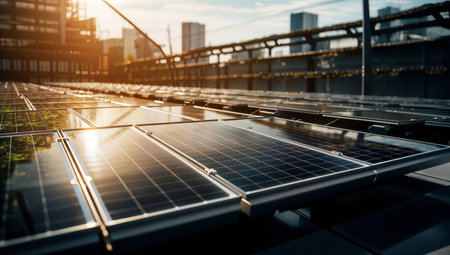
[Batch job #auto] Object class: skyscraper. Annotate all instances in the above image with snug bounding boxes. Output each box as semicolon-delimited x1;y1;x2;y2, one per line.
181;22;205;52
290;12;318;53
377;6;401;43
122;28;139;60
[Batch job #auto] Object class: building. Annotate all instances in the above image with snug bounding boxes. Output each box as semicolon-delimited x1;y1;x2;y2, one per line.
102;38;124;76
134;37;163;59
377;6;402;43
102;38;123;55
290;12;318;53
181;22;205;52
0;0;102;82
289;12;329;53
376;6;450;43
122;28;139;60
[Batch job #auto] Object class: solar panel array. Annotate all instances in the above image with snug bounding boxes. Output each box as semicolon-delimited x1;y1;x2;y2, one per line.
66;128;232;221
1;81;449;254
0;133;96;240
227;118;443;164
140;121;364;193
47;81;450;126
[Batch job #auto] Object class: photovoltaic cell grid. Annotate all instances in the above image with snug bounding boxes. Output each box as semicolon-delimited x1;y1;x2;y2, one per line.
0;110;90;134
33;102;119;110
276;102;359;114
65;128;231;221
74;107;191;127
140;122;364;193
325;110;437;125
29;98;100;103
154;106;247;120
227;118;444;164
0;134;93;241
0;104;28;112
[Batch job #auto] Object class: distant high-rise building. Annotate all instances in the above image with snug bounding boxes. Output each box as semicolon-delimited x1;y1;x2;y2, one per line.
122;28;139;60
377;6;401;43
182;22;205;52
289;12;328;53
290;12;319;53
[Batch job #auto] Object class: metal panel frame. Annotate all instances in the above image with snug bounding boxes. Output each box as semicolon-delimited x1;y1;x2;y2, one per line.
63;126;242;253
141;119;450;217
323;110;431;125
0;109;93;136
0;132;101;255
223;117;450;215
138;121;374;216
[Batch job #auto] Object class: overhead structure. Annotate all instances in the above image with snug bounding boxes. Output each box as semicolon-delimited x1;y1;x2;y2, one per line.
361;0;372;95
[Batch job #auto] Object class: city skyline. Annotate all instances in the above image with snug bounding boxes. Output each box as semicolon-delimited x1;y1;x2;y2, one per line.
86;0;445;54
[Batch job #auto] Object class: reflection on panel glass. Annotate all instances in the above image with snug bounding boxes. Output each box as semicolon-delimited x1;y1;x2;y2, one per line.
34;102;117;110
227;118;444;164
74;107;190;127
105;96;165;106
278;102;359;114
29;98;99;103
0;104;28;112
0;99;25;105
0;134;93;241
0;111;90;134
66;128;229;221
426;119;450;128
141;122;363;193
154;106;245;120
326;110;437;124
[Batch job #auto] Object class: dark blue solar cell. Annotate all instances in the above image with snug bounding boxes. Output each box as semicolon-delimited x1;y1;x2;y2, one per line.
226;118;443;164
140;121;364;193
0;134;92;241
65;127;230;221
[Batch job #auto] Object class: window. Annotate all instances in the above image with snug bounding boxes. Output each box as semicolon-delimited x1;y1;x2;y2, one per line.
12;59;21;71
16;1;35;9
0;38;13;47
30;60;38;71
0;24;11;30
1;59;11;70
17;25;35;32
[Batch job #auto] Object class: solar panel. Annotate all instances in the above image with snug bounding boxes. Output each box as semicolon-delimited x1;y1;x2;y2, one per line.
0;133;98;253
0;104;27;112
276;102;361;114
104;96;167;106
324;110;438;125
33;102;118;110
153;105;248;120
226;118;445;164
29;98;100;103
1;99;24;105
73;107;191;127
64;127;239;250
0;110;90;134
425;119;450;128
139;121;365;193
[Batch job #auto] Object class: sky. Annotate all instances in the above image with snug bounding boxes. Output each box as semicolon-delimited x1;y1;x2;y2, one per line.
83;0;446;54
